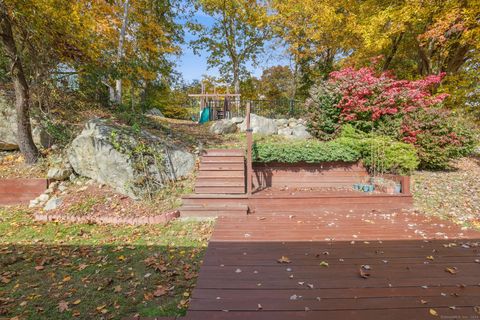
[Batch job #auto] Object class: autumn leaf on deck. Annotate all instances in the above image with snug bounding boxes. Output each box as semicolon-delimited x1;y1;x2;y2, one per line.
474;306;480;315
359;266;371;279
429;308;438;316
445;267;457;274
319;261;329;267
277;256;291;264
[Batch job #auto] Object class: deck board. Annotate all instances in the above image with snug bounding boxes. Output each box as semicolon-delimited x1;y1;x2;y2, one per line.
186;210;480;320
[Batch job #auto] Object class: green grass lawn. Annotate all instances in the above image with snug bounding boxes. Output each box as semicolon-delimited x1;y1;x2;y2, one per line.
0;208;213;320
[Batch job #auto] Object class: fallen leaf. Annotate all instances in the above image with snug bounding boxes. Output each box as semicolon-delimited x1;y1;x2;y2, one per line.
277;256;291;264
429;308;438;316
359;268;370;279
58;300;69;313
153;286;167;297
445;267;457;274
474;306;480;314
319;261;329;267
72;299;81;305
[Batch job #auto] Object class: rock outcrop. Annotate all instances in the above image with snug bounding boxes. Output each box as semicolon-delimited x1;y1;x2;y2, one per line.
239;114;277;135
67;119;195;199
209;114;311;139
0;92;53;150
210;119;238;134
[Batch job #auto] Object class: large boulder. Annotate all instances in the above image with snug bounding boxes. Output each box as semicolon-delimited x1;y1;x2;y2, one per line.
230;117;244;124
0;92;53;150
210;120;237;134
290;124;312;139
67;119;195;199
239;114;277;135
0;95;19;150
277;127;293;137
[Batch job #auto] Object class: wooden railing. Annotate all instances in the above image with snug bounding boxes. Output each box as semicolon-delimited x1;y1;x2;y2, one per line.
246;102;253;195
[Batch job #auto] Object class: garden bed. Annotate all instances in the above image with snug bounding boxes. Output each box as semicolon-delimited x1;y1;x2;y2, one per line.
252;161;410;194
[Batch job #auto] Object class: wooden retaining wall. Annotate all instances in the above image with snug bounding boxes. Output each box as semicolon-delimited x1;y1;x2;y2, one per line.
252;162;370;189
0;178;48;206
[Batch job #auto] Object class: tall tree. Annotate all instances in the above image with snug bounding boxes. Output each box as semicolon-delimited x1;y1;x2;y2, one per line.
190;0;270;95
115;0;130;104
0;0;114;163
0;3;38;163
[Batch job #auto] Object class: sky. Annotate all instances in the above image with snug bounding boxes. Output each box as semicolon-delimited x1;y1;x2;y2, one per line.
176;10;290;83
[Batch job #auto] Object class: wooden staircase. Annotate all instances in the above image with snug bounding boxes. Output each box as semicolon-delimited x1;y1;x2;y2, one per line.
195;149;246;194
180;149;248;217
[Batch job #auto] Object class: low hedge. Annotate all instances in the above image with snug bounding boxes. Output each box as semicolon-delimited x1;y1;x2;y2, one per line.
253;139;360;163
252;126;419;175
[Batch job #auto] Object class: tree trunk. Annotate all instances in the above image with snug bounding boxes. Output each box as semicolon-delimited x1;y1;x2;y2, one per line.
115;0;130;105
383;33;404;71
0;5;39;164
233;63;240;96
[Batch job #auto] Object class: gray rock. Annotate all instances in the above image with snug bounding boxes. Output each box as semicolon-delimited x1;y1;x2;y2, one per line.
230;117;244;124
47;167;72;181
145;108;164;117
37;194;50;202
276;119;288;126
29;199;39;208
0;94;18;150
210;120;237;134
67;119;195;199
290;125;312;139
44;197;62;211
277;127;293;137
0;92;53;150
58;183;68;192
288;121;298;128
32;126;54;149
239;114;277;135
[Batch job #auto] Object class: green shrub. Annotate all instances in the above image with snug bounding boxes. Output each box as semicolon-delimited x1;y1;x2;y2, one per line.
337;125;419;175
253;139;360;163
402;108;478;169
305;82;342;140
253;125;419;175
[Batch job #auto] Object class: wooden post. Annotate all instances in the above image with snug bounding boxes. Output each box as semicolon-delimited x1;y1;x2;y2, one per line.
246;102;253;196
400;176;411;194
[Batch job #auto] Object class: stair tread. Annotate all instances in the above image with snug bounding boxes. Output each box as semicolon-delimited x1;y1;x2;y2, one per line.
181;204;248;210
203;149;244;157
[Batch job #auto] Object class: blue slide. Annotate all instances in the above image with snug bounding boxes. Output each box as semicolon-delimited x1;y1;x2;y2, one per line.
199;107;210;124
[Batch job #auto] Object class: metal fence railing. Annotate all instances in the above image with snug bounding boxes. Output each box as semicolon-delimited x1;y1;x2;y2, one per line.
186;98;306;121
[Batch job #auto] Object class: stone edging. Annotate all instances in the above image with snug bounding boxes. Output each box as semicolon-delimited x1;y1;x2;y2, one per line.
34;210;180;225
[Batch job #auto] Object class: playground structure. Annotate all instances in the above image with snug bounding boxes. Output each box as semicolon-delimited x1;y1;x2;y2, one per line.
188;81;241;123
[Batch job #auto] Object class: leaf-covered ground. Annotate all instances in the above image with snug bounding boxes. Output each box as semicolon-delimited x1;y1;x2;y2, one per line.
413;156;480;230
0;208;213;320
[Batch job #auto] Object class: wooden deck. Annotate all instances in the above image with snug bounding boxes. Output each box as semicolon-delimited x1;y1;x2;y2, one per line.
185;211;480;319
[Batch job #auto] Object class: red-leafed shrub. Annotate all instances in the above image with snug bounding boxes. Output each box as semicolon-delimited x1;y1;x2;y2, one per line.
329;66;447;124
307;66;478;169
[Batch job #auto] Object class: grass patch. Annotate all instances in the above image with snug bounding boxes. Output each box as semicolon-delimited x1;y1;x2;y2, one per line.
0;208;213;319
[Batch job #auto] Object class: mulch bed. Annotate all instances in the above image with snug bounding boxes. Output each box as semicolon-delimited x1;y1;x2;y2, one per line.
33;183;182;225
